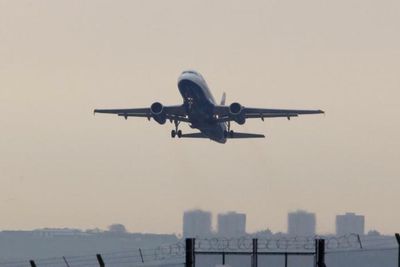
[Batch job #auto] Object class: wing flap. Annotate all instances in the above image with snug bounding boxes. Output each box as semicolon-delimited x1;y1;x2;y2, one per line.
118;113;149;117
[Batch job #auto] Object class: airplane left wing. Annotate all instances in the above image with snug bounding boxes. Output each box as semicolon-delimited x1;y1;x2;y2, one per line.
214;105;324;122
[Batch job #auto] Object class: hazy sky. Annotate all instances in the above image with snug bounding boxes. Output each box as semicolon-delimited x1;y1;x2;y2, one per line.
0;0;399;235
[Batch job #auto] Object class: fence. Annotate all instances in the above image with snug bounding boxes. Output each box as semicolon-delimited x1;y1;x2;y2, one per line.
187;238;321;267
0;234;399;267
0;242;186;267
187;234;400;267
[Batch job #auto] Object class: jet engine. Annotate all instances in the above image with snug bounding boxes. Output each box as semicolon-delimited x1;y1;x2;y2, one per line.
150;102;167;124
229;102;246;125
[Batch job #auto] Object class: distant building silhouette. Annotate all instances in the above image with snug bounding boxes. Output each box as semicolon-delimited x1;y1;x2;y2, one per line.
217;212;246;237
32;228;84;238
367;230;381;236
108;224;127;233
183;209;212;237
336;212;365;236
287;210;316;236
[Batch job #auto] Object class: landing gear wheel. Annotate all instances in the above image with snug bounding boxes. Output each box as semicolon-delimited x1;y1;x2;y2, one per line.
229;130;234;138
172;120;182;138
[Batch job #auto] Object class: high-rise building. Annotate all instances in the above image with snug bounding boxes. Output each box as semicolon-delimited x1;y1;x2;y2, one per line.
336;212;365;236
183;210;212;237
217;212;246;237
287;210;316;236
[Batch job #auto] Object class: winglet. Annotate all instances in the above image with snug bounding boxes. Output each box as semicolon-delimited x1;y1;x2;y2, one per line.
220;92;226;105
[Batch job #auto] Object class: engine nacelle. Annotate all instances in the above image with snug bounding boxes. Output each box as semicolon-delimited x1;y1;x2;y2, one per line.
229;102;246;125
150;102;167;124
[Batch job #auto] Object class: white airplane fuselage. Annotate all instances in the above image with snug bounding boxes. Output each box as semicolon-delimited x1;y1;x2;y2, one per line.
177;71;227;143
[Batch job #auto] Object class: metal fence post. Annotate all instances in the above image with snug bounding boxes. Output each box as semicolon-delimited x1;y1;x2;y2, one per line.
96;254;105;267
29;260;37;267
284;252;288;267
62;256;71;267
395;233;400;267
251;238;258;267
186;238;195;267
139;248;144;263
314;239;317;267
315;239;326;267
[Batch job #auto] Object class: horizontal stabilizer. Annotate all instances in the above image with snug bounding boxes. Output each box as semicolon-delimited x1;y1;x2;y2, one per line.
180;133;208;138
228;132;265;139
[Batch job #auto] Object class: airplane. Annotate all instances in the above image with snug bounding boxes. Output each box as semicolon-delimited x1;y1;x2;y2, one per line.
94;70;324;144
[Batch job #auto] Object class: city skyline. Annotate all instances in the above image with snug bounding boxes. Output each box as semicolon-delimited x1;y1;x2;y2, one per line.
0;209;378;236
180;209;374;236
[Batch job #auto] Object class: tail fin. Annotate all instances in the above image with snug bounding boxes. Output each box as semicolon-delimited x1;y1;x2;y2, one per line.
220;92;226;105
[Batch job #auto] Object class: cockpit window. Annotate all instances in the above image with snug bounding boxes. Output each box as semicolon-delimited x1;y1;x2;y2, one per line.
183;70;201;77
182;70;205;81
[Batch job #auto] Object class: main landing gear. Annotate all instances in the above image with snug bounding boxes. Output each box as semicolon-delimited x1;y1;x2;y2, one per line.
171;120;182;138
224;121;234;138
171;129;182;138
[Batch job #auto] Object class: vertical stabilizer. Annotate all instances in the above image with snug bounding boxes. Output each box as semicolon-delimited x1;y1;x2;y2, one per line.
220;92;226;105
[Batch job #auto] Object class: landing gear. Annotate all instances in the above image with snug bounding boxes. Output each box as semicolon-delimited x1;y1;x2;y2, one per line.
171;130;182;138
171;121;183;138
224;121;234;138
